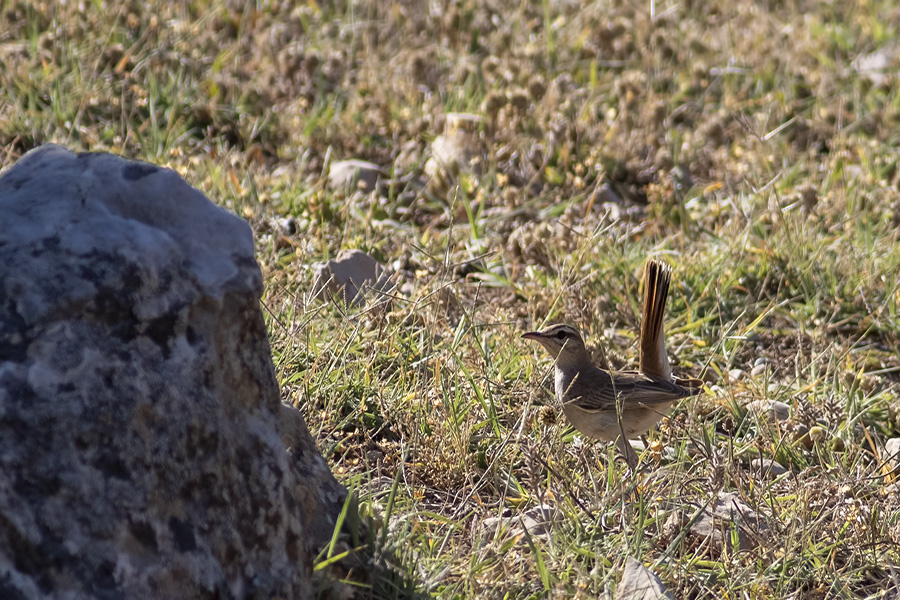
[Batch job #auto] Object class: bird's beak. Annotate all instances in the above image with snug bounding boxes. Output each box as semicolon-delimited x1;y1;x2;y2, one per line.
521;331;542;341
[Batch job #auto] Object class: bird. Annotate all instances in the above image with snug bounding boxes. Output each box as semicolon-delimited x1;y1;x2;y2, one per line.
522;259;702;468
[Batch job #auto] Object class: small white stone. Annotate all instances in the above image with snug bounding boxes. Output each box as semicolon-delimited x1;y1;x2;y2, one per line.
327;159;383;192
885;438;900;472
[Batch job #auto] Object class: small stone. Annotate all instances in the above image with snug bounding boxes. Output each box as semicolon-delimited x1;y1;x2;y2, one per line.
750;458;788;479
853;45;900;86
312;249;394;307
750;358;770;377
481;504;557;541
670;164;694;194
427;132;480;176
746;400;790;423
593;183;622;205
750;363;768;378
274;216;297;235
518;504;556;538
728;369;744;382
327;159;383;192
688;492;768;551
661;510;690;542
424;113;485;192
885;438;900;472
615;556;673;600
793;424;813;450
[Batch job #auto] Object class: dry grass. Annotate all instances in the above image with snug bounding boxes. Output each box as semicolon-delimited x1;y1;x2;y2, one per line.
5;0;900;597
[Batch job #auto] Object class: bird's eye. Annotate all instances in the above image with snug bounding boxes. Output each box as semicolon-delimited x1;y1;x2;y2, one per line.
556;331;566;339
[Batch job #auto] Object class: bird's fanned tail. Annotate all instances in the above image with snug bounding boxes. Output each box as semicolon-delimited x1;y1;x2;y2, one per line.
639;259;672;380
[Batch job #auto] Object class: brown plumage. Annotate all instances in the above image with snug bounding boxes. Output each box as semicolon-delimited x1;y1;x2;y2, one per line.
522;259;701;468
639;259;671;380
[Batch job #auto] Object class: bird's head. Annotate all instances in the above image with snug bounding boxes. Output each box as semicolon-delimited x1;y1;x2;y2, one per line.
522;324;588;363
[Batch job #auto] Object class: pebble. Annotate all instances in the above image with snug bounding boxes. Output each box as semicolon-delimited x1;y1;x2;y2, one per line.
885;438;900;471
793;424;813;449
746;400;790;423
750;363;768;378
750;458;788;479
327;159;383;192
616;556;672;600
593;183;621;205
274;216;297;235
481;504;557;541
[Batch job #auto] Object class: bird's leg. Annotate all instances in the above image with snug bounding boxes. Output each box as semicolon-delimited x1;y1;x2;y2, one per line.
616;436;639;470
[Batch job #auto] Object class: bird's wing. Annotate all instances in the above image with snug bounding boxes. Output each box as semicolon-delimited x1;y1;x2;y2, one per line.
566;370;691;413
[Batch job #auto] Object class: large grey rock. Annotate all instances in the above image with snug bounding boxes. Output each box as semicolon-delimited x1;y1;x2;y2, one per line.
0;145;347;599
